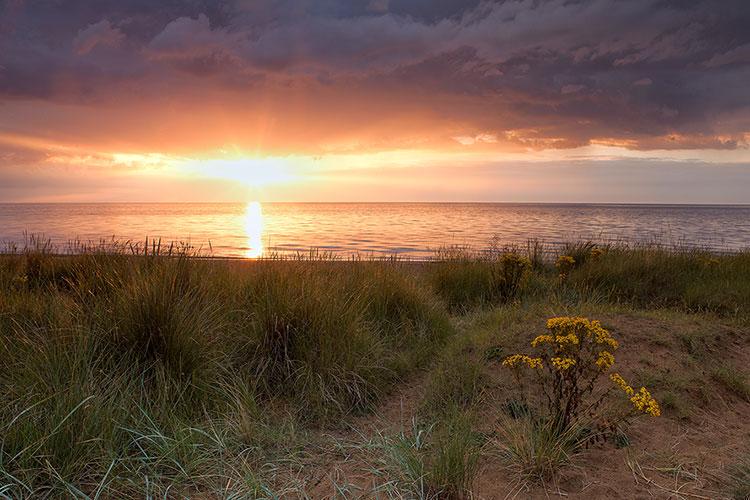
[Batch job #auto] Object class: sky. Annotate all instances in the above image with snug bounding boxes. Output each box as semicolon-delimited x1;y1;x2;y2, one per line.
1;0;749;203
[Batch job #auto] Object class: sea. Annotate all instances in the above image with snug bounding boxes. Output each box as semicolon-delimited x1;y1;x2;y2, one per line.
0;202;749;259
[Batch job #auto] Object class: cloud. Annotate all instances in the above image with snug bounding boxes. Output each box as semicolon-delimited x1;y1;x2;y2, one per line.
0;0;749;154
705;43;750;68
73;20;125;55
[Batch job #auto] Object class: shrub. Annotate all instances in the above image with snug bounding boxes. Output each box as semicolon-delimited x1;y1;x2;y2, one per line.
502;316;660;436
555;255;576;281
559;241;598;267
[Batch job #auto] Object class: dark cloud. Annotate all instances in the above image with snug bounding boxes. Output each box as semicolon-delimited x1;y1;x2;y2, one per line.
0;0;749;151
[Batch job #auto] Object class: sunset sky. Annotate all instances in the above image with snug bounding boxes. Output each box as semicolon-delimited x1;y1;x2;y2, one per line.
1;0;749;203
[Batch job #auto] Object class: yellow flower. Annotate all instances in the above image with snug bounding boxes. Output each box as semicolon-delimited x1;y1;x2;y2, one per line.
555;333;580;346
531;334;554;347
555;255;575;269
503;354;543;369
546;316;590;331
630;387;661;417
588;321;619;349
546;317;617;348
591;247;605;260
610;373;634;396
595;350;615;370
500;253;532;269
551;357;577;371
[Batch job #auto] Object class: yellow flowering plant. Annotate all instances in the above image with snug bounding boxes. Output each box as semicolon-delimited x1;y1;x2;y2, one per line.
502;316;660;439
555;255;576;281
590;247;606;261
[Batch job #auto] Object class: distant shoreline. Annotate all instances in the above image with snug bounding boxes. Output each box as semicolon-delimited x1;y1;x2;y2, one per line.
2;201;750;207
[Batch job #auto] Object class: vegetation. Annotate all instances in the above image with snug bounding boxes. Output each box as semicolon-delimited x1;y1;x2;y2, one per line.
0;240;749;496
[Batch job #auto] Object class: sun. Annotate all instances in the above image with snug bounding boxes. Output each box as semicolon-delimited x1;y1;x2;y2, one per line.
181;157;295;187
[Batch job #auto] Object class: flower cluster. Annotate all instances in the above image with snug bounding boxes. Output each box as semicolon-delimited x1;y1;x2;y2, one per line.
531;334;554;347
500;252;532;269
590;247;605;261
555;255;576;278
588;322;619;349
610;372;660;416
502;354;543;369
551;357;577;371
546;316;618;351
595;350;615;370
609;373;634;396
630;387;661;417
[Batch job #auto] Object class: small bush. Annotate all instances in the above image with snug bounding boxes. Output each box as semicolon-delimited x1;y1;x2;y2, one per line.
501;317;659;454
555;255;576;281
559;241;598;268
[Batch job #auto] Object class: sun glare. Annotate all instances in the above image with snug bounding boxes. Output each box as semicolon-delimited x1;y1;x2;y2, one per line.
244;201;264;258
183;158;295;187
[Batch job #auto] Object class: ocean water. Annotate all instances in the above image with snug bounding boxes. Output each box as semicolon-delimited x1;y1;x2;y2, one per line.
0;202;749;259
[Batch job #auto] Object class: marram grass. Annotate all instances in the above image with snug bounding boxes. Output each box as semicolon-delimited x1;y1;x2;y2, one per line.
0;241;749;496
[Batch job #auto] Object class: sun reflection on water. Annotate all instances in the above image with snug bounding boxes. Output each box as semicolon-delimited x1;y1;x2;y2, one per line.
244;201;264;258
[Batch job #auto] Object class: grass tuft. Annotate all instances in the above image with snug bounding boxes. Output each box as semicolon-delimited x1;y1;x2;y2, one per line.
492;416;586;486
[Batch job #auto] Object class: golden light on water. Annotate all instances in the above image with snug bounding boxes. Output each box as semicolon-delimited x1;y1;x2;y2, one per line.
244;201;264;258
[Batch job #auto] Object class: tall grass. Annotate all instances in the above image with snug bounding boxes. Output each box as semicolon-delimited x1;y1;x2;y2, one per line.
428;247;531;312
492;415;587;486
1;240;748;495
0;248;453;494
567;246;750;317
238;262;386;419
235;261;453;420
378;412;482;499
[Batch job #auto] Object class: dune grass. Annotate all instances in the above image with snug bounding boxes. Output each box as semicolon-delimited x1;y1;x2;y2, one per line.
567;246;750;317
0;248;456;496
0;241;749;495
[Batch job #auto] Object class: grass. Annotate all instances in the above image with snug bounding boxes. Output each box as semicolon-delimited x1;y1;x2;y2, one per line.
376;412;482;499
726;454;750;499
568;246;750;317
1;241;749;496
0;247;456;496
427;247;530;312
712;364;750;402
492;415;586;487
